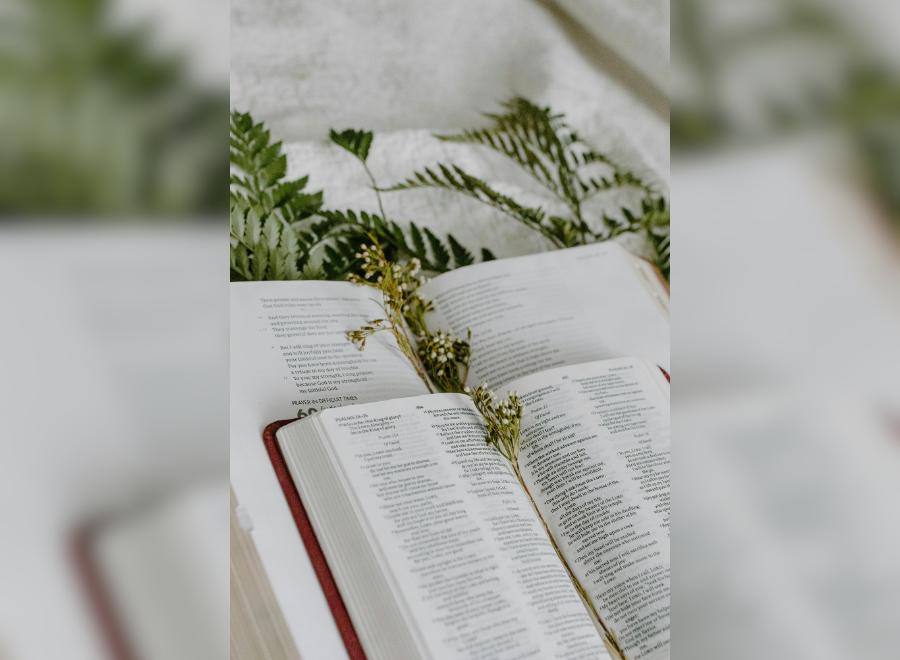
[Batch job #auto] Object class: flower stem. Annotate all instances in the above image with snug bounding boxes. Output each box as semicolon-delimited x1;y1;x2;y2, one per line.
511;461;627;660
363;162;387;220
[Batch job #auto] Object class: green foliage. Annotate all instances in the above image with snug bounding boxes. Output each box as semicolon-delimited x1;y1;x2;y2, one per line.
324;126;495;274
640;196;671;279
384;97;670;277
231;111;493;281
329;129;374;163
230;111;325;222
319;209;494;273
231;110;350;280
387;163;559;243
231;101;668;283
230;198;356;280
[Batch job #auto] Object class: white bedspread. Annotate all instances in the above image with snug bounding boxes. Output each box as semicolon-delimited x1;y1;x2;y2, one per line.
232;0;668;257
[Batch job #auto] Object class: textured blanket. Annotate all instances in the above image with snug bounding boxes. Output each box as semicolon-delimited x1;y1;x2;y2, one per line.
231;0;668;258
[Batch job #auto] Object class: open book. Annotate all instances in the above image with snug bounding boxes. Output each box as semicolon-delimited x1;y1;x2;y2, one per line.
277;357;669;660
230;242;669;659
231;242;667;418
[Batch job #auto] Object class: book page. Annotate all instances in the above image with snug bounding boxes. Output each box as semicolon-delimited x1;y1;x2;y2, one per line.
419;243;669;390
230;280;429;659
319;394;609;660
231;280;428;421
507;359;670;660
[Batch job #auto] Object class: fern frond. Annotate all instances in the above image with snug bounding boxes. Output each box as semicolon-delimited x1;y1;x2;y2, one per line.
383;163;568;246
230;110;323;223
436;97;657;221
329;128;374;163
423;227;452;268
447;234;474;267
649;231;670;280
641;195;670;278
321;238;362;280
230;109;327;280
388;96;670;278
231;197;305;281
318;209;487;273
436;97;583;202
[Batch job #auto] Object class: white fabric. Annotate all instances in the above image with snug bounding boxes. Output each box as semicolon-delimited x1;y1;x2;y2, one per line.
232;0;668;258
554;0;669;94
230;2;668;658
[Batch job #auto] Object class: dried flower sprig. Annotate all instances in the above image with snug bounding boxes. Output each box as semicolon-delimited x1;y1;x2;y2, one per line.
345;239;478;394
337;126;477;393
345;240;433;389
467;382;627;660
348;244;433;326
467;384;523;466
346;318;389;350
418;329;472;393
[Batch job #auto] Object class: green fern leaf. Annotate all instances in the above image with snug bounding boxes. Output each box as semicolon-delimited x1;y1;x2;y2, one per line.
234;110;516;281
246;206;262;245
384;163;560;246
329;129;374;163
423;227;451;269
318;209;489;274
447;234;474;267
263;215;281;250
250;241;269;280
231;109;328;280
230;201;246;242
231;243;251;281
409;222;428;256
420;97;669;272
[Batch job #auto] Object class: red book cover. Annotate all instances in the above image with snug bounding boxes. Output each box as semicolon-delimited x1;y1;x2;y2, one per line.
262;419;368;660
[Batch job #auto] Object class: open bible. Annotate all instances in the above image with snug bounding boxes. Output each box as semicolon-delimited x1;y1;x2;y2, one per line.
230;242;669;659
277;357;669;660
